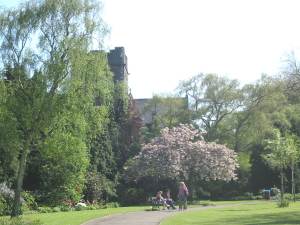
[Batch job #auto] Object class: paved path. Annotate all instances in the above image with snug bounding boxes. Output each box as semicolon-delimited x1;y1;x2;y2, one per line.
81;204;233;225
81;210;177;225
81;202;260;225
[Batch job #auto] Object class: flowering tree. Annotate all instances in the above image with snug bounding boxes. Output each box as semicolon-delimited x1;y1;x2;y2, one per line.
125;124;238;182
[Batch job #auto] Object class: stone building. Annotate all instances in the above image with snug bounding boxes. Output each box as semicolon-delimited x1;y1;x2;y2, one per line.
107;47;129;83
107;47;188;126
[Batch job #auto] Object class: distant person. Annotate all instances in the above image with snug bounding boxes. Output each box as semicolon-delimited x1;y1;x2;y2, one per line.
156;191;168;209
178;181;189;210
164;189;176;209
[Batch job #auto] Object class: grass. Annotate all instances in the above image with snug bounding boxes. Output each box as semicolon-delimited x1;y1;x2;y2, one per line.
20;206;147;225
161;201;300;225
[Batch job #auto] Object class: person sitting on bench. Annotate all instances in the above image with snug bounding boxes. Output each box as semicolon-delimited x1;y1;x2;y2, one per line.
164;189;176;209
154;191;169;209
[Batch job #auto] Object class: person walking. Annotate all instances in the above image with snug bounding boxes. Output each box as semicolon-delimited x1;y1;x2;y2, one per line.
177;181;189;210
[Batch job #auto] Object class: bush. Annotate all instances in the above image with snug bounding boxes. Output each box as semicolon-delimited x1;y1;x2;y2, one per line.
0;195;9;216
282;193;293;201
21;203;30;214
21;192;38;211
252;195;263;200
0;218;42;225
22;210;38;215
0;183;14;216
84;171;117;204
52;207;61;212
86;205;97;210
37;207;53;213
277;194;290;208
231;196;251;201
277;198;289;208
119;188;145;205
94;203;106;209
59;205;72;212
294;193;300;200
74;205;86;211
105;202;119;208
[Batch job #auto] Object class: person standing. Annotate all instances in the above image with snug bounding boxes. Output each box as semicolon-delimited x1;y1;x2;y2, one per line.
178;181;189;210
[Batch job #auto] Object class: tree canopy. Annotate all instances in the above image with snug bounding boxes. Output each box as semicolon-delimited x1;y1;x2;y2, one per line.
125;124;238;182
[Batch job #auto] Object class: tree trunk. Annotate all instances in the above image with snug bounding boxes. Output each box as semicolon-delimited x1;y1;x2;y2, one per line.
280;170;284;204
11;146;29;217
291;166;295;202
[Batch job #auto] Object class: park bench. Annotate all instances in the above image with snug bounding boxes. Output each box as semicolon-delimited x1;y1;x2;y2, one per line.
150;197;165;210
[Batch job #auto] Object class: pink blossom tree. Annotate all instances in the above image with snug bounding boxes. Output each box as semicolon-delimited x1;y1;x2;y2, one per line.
125;124;238;182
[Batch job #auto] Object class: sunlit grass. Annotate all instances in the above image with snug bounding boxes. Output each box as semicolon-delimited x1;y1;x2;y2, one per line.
23;206;147;225
161;201;300;225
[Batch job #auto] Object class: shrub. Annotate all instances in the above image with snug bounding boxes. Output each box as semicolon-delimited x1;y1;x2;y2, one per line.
120;188;145;205
0;217;42;225
52;207;61;212
74;205;86;211
59;205;72;212
282;193;293;201
37;207;53;213
105;202;119;208
0;183;14;215
86;205;97;210
277;198;289;208
84;171;117;203
277;194;290;208
21;203;30;214
294;193;300;200
94;203;106;209
0;195;9;216
21;192;38;211
231;196;250;201
22;210;38;215
252;195;263;200
0;183;14;199
244;192;253;198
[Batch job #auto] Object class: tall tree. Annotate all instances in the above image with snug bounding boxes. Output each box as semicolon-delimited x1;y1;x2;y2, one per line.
0;0;108;216
282;52;300;102
178;74;242;141
285;134;300;202
226;76;286;152
264;129;290;205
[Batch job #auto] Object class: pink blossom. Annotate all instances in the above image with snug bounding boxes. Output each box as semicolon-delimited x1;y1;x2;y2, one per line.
125;124;239;181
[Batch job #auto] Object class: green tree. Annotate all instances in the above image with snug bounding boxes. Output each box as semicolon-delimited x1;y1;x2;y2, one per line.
282;52;300;103
0;0;108;216
285;135;300;201
178;74;242;142
230;77;286;151
146;95;190;127
264;129;290;205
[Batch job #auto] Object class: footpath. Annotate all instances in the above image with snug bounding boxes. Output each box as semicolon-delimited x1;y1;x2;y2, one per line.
81;204;242;225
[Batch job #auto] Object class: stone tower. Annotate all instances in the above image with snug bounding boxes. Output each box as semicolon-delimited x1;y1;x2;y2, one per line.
107;47;129;83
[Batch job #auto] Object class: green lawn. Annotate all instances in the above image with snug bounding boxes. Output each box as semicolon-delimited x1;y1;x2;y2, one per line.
22;206;147;225
161;201;300;225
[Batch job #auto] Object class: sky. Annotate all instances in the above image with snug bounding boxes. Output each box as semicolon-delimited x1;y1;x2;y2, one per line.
1;0;300;98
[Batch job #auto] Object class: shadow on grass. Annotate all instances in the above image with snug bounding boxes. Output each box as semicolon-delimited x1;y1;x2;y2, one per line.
213;211;300;225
